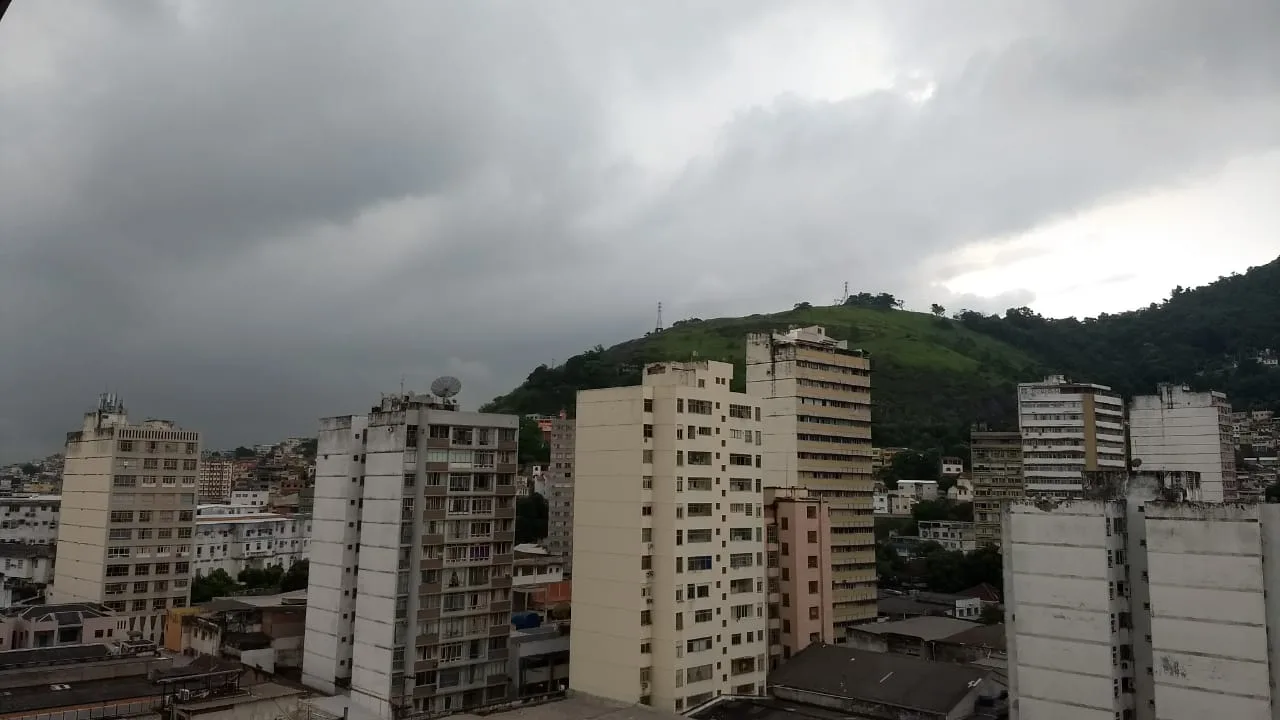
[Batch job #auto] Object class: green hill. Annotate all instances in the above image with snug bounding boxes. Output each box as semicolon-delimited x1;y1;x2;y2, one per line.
484;305;1042;453
485;256;1280;454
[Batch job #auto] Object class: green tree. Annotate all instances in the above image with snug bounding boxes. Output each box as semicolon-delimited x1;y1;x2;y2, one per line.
19;463;38;476
516;492;549;544
297;439;318;458
518;417;550;465
192;569;240;604
930;303;946;317
281;560;310;592
234;446;257;459
239;564;285;590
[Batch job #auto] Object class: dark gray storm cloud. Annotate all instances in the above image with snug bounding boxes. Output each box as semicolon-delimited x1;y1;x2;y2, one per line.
1;0;1278;459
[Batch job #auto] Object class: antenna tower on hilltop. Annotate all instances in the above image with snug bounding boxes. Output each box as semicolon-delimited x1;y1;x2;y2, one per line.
656;302;664;333
835;281;849;306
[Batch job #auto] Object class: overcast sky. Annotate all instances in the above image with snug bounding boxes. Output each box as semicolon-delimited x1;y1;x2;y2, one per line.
2;1;1279;460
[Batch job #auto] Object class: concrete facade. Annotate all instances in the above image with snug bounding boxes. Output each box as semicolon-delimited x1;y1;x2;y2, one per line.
0;495;61;545
917;520;976;552
765;487;835;665
51;395;199;643
570;361;768;713
198;459;235;503
193;505;310;577
545;417;575;570
746;326;875;632
971;430;1023;548
1004;470;1278;720
1129;384;1237;502
302;393;519;718
1017;375;1126;498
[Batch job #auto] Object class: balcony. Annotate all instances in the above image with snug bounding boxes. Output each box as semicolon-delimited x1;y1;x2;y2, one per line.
418;606;441;621
489;648;509;661
423;533;445;545
491;600;511;613
491;576;512;589
415;633;439;647
495;508;515;520
424;486;448;497
413;684;437;698
421;557;444;571
494;531;514;543
419;582;443;595
498;441;517;451
489;624;509;637
424;508;446;521
426;438;450;449
496;485;517;497
403;452;418;469
493;554;513;566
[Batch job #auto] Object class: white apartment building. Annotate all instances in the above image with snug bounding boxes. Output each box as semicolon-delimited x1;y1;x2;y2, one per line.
0;495;60;545
1129;384;1237;502
917;520;976;552
302;392;519;718
1018;375;1126;497
896;479;939;500
571;360;768;713
51;394;199;643
230;490;271;507
194;504;311;577
1004;469;1280;720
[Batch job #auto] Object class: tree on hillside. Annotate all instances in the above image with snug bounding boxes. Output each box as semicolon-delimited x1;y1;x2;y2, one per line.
794;302;812;310
234;446;256;459
19;463;38;476
931;303;946;317
516;492;549;544
518;416;550;465
239;564;285;590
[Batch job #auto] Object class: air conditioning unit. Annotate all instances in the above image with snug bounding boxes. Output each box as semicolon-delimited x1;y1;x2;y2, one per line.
646;598;653;605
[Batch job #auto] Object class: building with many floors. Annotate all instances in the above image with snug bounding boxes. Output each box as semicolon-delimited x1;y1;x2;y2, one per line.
1001;468;1280;719
763;486;834;666
918;520;977;552
0;544;54;609
0;494;60;545
970;430;1022;548
545;415;576;571
1129;383;1237;502
571;361;769;713
51;394;199;643
302;392;519;718
193;504;311;577
1017;375;1126;498
746;326;876;633
199;458;235;503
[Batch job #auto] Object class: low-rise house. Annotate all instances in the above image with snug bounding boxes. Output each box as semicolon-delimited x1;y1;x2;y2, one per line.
167;590;307;676
877;590;982;621
918;520;977;552
0;544;54;609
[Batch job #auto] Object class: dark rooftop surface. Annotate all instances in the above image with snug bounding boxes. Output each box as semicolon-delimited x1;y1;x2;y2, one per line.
943;623;1008;652
689;697;850;720
769;643;990;715
0;643;111;669
0;674;159;713
5;602;111;622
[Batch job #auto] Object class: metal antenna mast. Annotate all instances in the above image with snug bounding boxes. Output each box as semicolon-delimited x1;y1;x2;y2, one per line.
656;302;664;333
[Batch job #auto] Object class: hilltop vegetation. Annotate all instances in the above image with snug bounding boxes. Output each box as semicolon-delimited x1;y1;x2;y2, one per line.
485;256;1280;454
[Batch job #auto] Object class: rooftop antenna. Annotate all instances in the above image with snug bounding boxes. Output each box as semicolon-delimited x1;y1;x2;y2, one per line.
836;281;849;306
656;302;664;333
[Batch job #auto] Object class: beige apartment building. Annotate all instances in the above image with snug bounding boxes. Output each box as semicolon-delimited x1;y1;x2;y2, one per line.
763;487;834;665
52;394;200;642
1018;375;1126;497
746;326;875;633
970;429;1023;548
570;361;768;713
198;457;234;502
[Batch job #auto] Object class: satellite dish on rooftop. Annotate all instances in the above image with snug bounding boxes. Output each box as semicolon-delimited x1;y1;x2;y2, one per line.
431;376;462;399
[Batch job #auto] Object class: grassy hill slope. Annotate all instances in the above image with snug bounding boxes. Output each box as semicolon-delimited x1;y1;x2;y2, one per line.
484;305;1042;453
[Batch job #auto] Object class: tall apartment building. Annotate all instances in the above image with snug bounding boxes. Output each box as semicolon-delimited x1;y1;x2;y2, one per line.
970;430;1023;548
198;457;234;502
571;361;768;713
1129;384;1237;502
746;326;875;631
1017;375;1126;498
545;415;575;569
1003;469;1280;720
302;392;519;718
763;487;834;666
52;394;200;643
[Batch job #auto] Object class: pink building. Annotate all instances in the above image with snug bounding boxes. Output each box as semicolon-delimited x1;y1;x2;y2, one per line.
0;602;125;651
765;487;835;668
